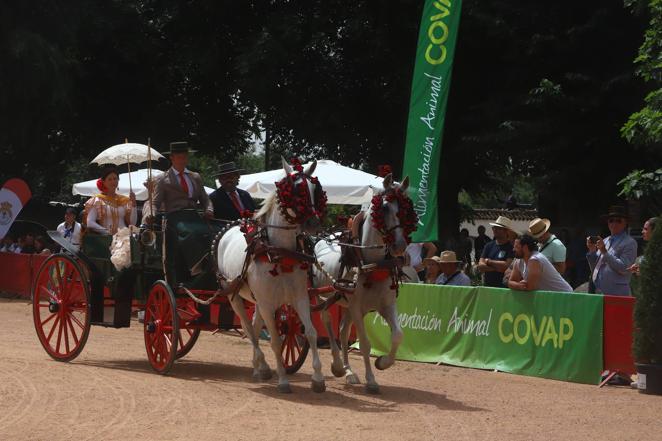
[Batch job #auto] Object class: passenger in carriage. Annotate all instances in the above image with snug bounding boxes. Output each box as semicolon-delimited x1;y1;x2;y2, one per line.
150;141;213;217
84;167;137;235
209;162;256;222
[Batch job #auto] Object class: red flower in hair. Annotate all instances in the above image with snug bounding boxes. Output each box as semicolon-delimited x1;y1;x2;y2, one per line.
377;165;392;178
96;178;107;193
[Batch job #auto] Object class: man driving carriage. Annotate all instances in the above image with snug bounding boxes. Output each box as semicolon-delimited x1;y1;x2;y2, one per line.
151;141;213;216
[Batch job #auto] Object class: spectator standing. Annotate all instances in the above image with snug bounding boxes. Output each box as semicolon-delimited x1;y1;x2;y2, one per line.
34;236;52;256
628;217;658;276
477;216;515;287
473;225;491;262
527;218;567;274
57;208;82;251
508;235;572;292
586;206;637;296
405;241;437;281
456;229;473;266
13;236;24;253
424;251;471;286
0;234;16;252
21;234;36;254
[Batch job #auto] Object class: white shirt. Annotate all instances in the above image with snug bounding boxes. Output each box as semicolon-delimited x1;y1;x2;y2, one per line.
518;251;572;292
57;221;82;250
406;243;424;268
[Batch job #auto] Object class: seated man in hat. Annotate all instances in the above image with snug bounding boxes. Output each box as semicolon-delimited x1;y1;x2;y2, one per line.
151;141;213;217
476;216;516;288
209;162;256;222
528;218;566;274
424;251;471;286
586;205;637;296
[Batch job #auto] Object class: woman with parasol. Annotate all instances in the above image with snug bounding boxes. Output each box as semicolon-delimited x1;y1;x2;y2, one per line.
84;166;137;234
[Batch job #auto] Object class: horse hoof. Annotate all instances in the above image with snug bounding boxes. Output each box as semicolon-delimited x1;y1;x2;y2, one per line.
346;374;361;385
366;383;380;394
312;380;326;393
258;369;273;381
277;383;292;394
375;356;390;371
331;364;345;378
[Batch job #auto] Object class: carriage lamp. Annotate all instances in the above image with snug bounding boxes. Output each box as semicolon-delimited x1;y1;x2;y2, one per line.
48;298;59;313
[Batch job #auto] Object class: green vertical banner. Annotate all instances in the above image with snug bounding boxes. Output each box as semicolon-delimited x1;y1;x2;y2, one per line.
402;0;462;242
363;284;604;384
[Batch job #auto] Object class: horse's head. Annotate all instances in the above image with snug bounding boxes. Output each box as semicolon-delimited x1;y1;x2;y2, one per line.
275;157;327;234
369;174;417;257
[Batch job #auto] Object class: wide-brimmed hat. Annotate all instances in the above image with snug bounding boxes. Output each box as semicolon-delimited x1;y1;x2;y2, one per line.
489;215;515;231
601;205;629;221
163;141;197;155
528;218;551;239
215;162;244;177
424;251;461;266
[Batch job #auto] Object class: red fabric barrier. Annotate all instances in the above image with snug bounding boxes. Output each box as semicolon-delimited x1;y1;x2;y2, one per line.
603;295;636;376
0;252;35;297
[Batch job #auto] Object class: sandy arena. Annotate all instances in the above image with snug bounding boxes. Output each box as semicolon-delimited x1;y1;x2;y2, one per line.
0;298;660;441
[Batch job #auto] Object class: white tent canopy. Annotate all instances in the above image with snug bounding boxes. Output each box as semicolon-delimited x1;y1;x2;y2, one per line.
72;169;214;201
236;159;384;205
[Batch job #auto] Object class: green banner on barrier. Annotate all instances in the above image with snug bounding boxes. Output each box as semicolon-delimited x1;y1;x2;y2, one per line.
364;284;603;384
402;0;462;242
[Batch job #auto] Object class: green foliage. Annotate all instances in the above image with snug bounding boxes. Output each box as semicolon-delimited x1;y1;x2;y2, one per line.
618;168;662;199
187;154;220;189
623;0;662;146
633;222;662;363
618;168;662;214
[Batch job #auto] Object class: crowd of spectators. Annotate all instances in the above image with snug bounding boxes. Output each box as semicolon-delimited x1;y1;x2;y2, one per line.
409;205;656;298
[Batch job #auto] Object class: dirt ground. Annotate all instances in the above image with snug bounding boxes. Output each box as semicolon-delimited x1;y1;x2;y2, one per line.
1;298;660;441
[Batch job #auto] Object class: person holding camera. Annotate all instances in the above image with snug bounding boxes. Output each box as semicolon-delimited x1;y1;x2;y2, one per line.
586;206;637;296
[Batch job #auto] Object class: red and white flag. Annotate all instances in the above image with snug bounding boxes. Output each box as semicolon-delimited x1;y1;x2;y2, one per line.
0;179;32;239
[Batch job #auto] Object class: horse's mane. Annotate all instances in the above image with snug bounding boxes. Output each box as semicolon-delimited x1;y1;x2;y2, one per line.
255;191;277;221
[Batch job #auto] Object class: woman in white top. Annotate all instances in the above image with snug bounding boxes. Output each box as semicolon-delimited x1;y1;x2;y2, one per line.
84;168;136;235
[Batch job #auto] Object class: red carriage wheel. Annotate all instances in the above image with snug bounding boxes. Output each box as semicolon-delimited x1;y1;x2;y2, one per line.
175;327;200;360
32;254;91;361
276;304;309;374
144;281;179;374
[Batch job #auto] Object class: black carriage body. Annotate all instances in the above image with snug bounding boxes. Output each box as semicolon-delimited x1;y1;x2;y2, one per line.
49;210;224;328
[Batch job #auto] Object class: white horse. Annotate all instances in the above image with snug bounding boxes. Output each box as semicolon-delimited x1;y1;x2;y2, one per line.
215;158;326;393
313;174;412;393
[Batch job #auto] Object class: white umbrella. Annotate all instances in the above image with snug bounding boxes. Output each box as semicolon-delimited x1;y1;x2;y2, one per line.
90;142;164;166
90;141;165;194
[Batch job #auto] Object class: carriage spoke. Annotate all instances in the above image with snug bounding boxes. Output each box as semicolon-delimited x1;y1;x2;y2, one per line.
46;315;61;344
55;318;64;353
40;312;57;327
63;316;70;353
69;312;86;330
66;315;79;345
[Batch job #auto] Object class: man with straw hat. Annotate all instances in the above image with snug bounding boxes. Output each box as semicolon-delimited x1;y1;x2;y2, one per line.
476;216;516;287
424;251;471;286
527;217;566;274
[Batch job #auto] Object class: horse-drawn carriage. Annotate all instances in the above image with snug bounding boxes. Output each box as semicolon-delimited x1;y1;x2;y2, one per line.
32;208;311;375
32;158;414;393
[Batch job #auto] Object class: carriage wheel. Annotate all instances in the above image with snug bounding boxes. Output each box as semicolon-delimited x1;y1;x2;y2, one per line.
144;281;179;374
32;254;91;362
276;304;310;374
175;327;200;360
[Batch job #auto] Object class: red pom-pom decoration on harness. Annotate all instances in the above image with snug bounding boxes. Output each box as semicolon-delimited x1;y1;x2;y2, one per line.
274;158;327;225
370;187;418;244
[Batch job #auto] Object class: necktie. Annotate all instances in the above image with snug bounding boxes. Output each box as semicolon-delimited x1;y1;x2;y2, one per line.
179;172;190;197
229;191;242;213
